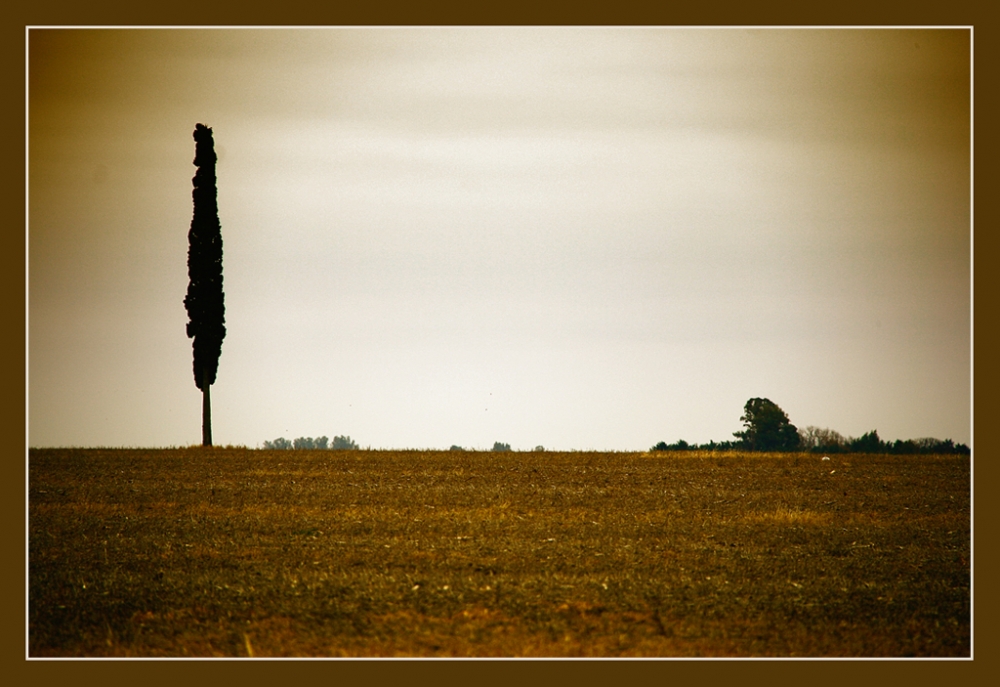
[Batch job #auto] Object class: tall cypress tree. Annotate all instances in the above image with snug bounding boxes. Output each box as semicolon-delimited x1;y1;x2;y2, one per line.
184;123;226;446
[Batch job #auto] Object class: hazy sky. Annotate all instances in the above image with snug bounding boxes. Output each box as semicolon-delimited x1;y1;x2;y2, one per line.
28;27;971;450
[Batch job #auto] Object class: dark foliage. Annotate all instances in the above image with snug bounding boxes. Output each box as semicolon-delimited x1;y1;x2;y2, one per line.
733;398;800;452
650;439;743;452
651;440;692;452
807;444;847;454
849;430;883;454
184;123;226;391
699;439;742;451
833;433;970;456
652;400;969;455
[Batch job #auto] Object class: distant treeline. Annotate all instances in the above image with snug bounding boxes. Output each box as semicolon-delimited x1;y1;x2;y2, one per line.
259;398;969;456
651;397;969;455
262;435;359;450
652;429;970;455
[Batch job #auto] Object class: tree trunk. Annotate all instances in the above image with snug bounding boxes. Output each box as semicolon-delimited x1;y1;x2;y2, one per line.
202;367;213;446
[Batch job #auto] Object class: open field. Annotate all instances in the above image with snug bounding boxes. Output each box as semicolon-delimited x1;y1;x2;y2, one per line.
28;448;970;657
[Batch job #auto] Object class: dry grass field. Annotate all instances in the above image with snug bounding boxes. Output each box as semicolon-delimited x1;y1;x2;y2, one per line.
28;448;970;657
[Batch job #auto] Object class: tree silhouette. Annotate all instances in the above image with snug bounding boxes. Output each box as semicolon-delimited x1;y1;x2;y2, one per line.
733;397;799;452
849;430;883;454
332;436;359;450
184;123;226;446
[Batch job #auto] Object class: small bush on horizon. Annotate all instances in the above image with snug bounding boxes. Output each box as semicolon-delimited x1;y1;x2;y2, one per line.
492;441;512;452
651;439;692;452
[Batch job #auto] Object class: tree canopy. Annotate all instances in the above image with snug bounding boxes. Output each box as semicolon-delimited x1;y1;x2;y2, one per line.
733;397;800;452
184;123;226;446
184;123;226;392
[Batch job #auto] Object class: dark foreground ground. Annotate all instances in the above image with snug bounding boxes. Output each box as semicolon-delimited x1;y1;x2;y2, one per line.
28;448;970;657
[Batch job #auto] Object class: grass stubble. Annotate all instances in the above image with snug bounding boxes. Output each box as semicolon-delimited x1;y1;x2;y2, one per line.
28;449;970;657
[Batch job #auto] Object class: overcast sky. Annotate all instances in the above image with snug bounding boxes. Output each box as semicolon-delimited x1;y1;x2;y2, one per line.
28;27;971;450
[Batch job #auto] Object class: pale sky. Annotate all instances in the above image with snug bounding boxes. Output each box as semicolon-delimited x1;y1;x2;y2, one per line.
28;27;971;450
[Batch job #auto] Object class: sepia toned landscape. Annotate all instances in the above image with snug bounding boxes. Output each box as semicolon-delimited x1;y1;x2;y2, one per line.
28;27;972;661
29;448;970;657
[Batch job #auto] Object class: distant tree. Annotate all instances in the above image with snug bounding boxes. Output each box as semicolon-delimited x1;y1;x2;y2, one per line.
314;436;329;450
332;435;359;450
849;430;884;453
909;437;968;455
184;123;226;446
798;426;847;453
492;442;512;452
888;439;919;454
534;445;546;452
449;445;465;451
293;437;316;450
263;437;292;450
915;437;944;452
734;398;800;452
651;440;692;452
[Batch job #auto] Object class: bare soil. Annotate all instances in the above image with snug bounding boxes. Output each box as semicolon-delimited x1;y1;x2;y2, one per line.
28;448;970;657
